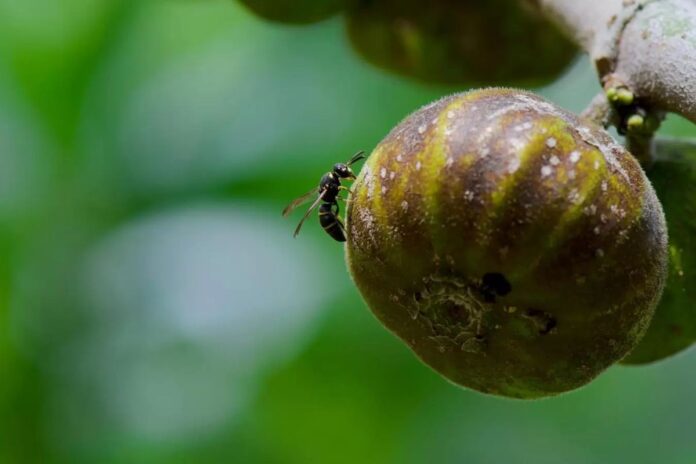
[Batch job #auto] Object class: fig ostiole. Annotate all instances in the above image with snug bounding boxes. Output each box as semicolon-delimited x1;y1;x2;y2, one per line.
346;88;668;399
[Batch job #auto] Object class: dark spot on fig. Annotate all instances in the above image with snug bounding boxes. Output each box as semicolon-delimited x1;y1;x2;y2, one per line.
524;309;557;335
480;272;512;302
542;318;557;335
414;291;423;303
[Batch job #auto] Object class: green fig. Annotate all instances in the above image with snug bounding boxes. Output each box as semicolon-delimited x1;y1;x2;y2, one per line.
345;89;668;398
237;0;346;24
346;0;577;86
623;139;696;364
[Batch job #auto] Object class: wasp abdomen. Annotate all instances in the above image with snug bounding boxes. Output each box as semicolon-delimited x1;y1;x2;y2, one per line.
319;203;346;242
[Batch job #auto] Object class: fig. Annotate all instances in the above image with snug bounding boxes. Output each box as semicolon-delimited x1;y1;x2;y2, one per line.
346;0;577;86
237;0;346;24
623;141;696;364
345;89;668;398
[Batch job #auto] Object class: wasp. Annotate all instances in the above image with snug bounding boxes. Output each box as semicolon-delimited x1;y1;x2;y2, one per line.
282;151;366;242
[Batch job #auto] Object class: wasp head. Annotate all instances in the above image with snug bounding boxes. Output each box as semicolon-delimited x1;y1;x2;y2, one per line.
333;163;356;179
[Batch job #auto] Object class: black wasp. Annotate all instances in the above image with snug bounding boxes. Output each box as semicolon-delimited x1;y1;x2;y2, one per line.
282;151;366;242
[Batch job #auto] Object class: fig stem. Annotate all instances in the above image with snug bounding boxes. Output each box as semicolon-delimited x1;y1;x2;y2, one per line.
581;90;658;168
626;132;655;168
580;92;613;128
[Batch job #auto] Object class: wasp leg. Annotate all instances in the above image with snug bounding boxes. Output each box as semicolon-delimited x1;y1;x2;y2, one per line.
337;187;355;205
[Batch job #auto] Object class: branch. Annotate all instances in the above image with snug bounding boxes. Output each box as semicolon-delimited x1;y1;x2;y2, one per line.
580;92;613;127
526;0;696;125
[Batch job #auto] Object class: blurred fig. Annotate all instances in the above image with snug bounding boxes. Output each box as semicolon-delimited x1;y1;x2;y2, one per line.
346;89;668;398
623;139;696;364
346;0;577;86
237;0;346;24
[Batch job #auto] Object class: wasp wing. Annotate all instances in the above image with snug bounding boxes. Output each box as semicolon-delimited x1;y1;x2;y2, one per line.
282;187;320;217
293;189;327;237
347;150;366;166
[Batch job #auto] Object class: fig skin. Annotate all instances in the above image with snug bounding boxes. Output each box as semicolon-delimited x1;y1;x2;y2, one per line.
237;0;346;24
346;0;577;86
345;89;668;399
623;144;696;364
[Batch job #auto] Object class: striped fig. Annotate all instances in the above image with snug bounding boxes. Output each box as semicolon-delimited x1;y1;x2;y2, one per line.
345;89;668;398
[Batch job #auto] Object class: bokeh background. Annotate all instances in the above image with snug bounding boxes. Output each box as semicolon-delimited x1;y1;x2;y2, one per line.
1;1;695;463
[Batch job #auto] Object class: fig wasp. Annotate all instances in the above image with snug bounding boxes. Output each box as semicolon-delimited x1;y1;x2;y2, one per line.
282;150;366;242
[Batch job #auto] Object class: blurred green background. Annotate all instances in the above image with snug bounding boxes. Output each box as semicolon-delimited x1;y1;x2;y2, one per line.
1;1;695;463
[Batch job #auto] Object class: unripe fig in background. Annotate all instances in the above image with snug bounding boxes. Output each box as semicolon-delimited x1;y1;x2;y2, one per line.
346;0;577;86
623;143;696;364
346;89;668;398
237;0;346;24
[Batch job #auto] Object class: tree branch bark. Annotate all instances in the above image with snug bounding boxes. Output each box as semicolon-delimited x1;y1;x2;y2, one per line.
526;0;696;125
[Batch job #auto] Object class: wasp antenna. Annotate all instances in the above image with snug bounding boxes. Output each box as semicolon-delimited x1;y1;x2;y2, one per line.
348;150;366;166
